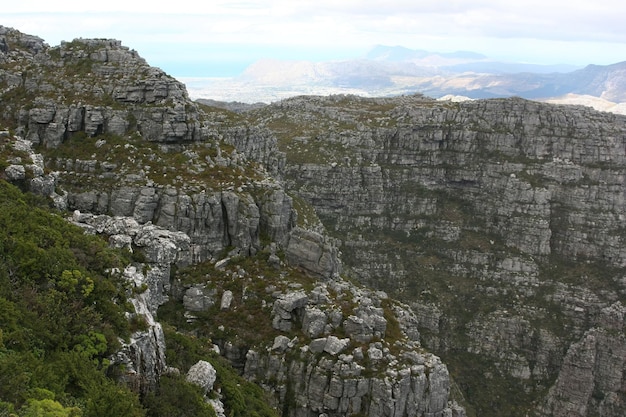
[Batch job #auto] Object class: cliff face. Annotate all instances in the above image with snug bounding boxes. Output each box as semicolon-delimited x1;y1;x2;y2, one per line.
0;26;462;417
244;94;626;416
4;24;626;417
540;304;626;417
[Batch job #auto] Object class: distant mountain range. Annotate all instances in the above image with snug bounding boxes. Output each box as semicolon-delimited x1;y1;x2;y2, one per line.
185;45;626;114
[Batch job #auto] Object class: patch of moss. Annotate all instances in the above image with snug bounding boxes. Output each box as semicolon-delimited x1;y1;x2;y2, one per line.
291;194;321;228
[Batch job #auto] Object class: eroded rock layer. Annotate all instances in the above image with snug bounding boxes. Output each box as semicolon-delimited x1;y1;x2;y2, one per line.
245;94;626;416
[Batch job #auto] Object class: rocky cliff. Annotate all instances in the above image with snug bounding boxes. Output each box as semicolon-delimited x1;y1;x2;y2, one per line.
241;94;626;416
0;26;463;417
4;23;626;417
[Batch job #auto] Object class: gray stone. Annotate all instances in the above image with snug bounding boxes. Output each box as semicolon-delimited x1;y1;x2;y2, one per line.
344;315;374;343
220;290;233;310
271;335;291;352
5;164;25;180
271;291;309;331
285;227;341;279
323;336;350;356
186;360;217;395
302;306;327;338
112;265;168;393
109;234;133;251
367;345;384;361
183;285;216;312
309;338;327;354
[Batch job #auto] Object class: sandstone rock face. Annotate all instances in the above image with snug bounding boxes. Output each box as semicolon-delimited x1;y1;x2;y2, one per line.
245;349;458;417
66;212;192;392
110;264;169;394
285;227;342;279
69;186;263;262
221;124;286;177
242;94;626;416
16;24;626;417
63;183;342;275
71;211;191;313
539;302;626;417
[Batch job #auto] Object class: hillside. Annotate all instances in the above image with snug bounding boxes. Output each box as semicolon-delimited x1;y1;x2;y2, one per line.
3;25;626;417
0;26;462;417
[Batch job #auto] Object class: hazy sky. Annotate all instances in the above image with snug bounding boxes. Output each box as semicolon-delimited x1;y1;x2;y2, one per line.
5;1;626;77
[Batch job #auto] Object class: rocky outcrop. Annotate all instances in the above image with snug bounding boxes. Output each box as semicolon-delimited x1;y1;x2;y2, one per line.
68;211;192;392
221;124;286;177
539;302;626;417
284;227;342;279
186;360;218;395
69;185;266;262
2;129;341;283
1;27;204;145
217;273;464;417
1;135;67;207
64;182;346;277
163;237;464;417
70;211;191;312
245;346;462;417
112;265;168;394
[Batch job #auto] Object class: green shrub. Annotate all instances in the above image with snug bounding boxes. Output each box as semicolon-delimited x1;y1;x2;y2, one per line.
143;374;216;417
20;398;81;417
0;180;142;415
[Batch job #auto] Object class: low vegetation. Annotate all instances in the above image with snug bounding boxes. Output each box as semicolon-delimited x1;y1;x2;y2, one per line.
0;180;147;416
42;131;262;192
0;179;284;417
161;328;279;417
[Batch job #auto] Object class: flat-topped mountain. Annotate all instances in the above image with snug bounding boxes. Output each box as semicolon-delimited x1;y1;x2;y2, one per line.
3;25;626;417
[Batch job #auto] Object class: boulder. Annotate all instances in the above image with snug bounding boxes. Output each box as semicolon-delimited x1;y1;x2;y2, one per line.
186;360;217;395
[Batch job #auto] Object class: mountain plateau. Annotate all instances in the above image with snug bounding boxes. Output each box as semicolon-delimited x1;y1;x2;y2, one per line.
2;25;626;417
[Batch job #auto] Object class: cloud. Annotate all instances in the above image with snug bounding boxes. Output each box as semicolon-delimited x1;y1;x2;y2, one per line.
8;1;626;43
291;0;626;44
4;1;626;76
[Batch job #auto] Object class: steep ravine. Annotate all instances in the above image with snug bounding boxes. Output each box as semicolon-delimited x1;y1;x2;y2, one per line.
245;94;626;416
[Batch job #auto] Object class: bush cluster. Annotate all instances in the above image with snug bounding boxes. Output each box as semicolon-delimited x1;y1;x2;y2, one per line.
0;180;145;416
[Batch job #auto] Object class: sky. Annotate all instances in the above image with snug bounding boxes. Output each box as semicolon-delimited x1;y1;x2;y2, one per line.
4;1;626;77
